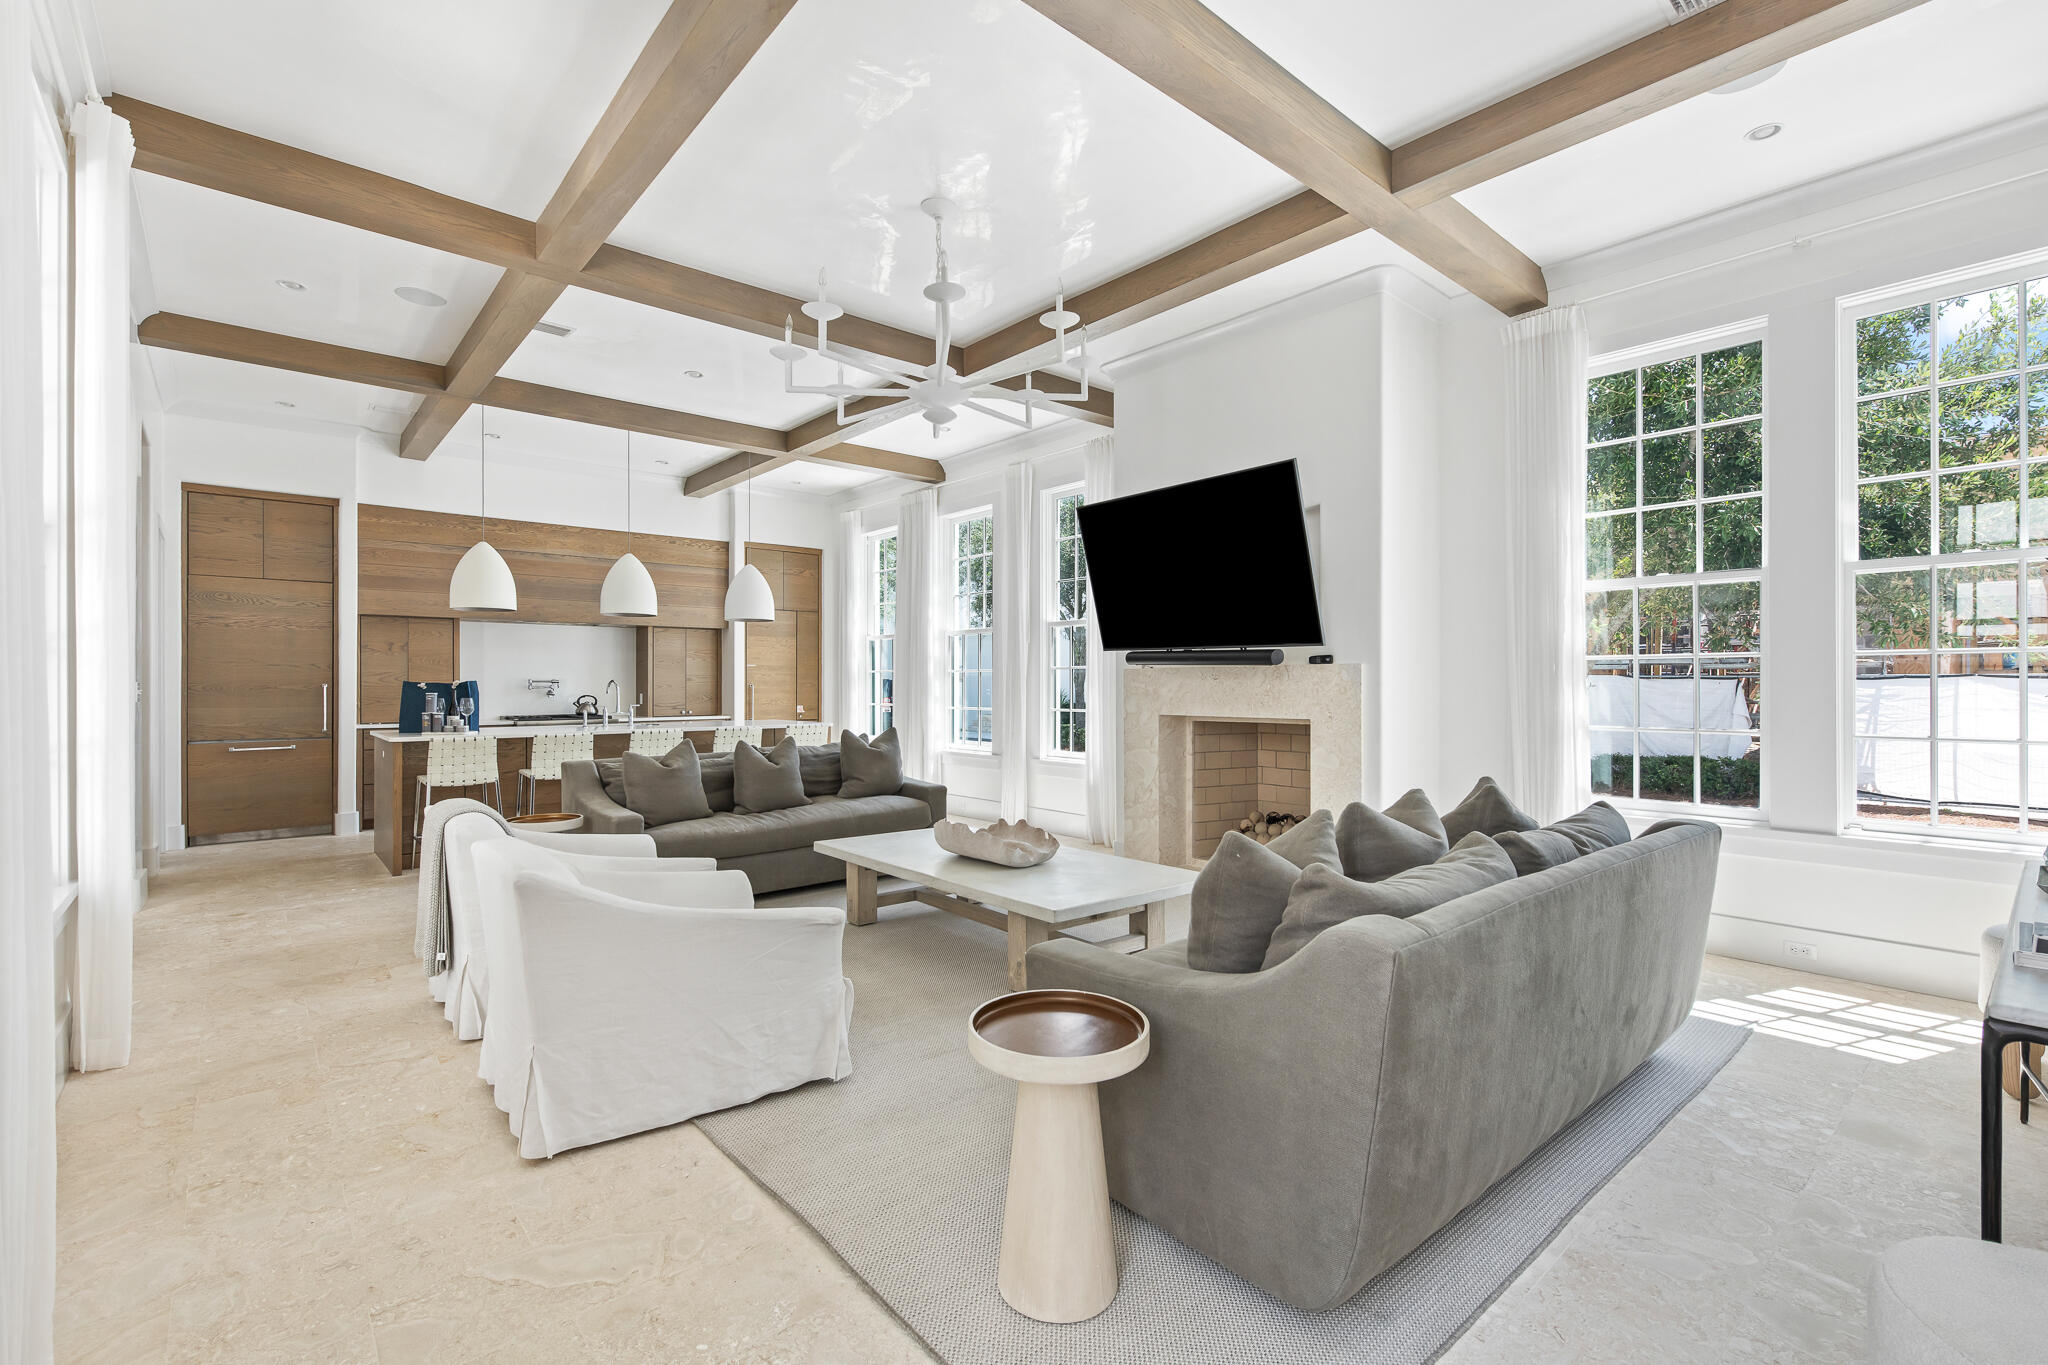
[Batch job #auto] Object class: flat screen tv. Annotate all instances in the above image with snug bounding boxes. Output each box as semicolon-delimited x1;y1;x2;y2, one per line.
1076;460;1323;652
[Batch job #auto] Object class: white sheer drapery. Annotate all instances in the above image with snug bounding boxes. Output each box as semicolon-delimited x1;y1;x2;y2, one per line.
994;461;1034;819
1082;436;1122;849
835;509;864;735
69;100;137;1073
0;11;59;1357
1503;307;1591;824
894;488;942;781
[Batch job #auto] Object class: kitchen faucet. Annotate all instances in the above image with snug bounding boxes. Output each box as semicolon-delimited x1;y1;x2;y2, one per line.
604;679;620;723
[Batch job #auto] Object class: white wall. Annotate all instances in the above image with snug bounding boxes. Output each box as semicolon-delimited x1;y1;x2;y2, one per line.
1439;115;2048;999
152;408;837;844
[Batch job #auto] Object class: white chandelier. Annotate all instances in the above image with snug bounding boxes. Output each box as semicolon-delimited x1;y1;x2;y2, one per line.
772;196;1092;437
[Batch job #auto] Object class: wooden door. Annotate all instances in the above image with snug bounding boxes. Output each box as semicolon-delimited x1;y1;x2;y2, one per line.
796;609;820;720
184;486;337;842
746;547;785;610
684;628;721;716
747;612;797;721
649;628;688;715
783;551;820;612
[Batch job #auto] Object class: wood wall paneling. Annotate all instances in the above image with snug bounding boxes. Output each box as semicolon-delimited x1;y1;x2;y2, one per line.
685;628;721;716
796;609;820;720
740;544;820;721
638;625;724;717
262;499;335;582
748;612;797;721
357;616;411;725
357;503;728;627
185;575;334;741
185;492;265;578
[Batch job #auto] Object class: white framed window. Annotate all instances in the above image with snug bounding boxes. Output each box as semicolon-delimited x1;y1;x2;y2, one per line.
1046;486;1087;757
865;531;896;736
1846;266;2048;838
1585;331;1765;813
34;93;72;883
946;510;994;748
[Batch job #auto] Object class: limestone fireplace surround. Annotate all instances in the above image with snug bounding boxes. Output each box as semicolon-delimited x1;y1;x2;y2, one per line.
1123;663;1366;868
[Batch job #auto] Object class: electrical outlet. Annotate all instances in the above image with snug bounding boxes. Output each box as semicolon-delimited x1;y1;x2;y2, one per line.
1784;940;1818;962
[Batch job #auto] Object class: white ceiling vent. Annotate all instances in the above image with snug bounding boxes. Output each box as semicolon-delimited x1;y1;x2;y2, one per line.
532;321;575;338
1667;0;1728;17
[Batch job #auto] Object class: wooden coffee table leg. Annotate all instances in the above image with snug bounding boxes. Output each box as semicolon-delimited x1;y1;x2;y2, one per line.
847;864;878;927
1006;915;1052;992
1137;902;1167;950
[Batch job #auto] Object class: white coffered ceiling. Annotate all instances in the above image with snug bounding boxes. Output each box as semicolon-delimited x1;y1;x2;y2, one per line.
94;0;2048;493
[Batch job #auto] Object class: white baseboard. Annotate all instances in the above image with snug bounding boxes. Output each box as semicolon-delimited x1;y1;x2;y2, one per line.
167;823;185;851
334;811;361;836
1706;912;1979;1005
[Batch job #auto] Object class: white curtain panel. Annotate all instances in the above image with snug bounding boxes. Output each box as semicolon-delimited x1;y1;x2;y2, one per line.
835;509;864;735
0;5;57;1356
894;487;942;781
1082;435;1122;850
70;101;137;1073
994;461;1034;819
1503;306;1592;825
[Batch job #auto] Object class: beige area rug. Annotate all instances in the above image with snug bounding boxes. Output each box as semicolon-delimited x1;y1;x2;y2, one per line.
697;888;1747;1365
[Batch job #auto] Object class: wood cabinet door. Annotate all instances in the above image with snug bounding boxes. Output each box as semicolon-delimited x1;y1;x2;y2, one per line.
684;628;721;716
649;628;688;715
783;551;820;612
186;492;265;578
796;609;820;720
187;576;334;741
262;501;334;582
358;617;410;724
746;547;785;611
186;738;334;837
406;617;456;681
746;612;797;720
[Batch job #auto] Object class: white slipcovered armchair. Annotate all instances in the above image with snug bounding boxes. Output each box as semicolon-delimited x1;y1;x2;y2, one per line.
471;838;854;1158
440;811;697;1041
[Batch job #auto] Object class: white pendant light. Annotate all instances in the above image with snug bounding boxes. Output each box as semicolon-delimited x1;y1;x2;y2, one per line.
600;430;659;617
450;408;517;612
724;465;776;623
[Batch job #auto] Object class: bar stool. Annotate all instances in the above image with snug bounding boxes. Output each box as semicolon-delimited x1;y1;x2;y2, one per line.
712;725;763;754
788;722;830;745
412;733;502;862
628;726;690;758
517;731;594;815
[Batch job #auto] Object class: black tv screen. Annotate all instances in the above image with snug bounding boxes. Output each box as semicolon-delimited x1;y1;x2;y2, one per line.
1076;460;1323;652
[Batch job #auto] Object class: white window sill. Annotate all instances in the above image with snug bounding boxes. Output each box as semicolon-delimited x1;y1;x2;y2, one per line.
1618;808;2032;880
1037;753;1085;767
52;882;77;938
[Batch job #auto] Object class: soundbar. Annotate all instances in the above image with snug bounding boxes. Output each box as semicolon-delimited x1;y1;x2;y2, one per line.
1124;648;1284;666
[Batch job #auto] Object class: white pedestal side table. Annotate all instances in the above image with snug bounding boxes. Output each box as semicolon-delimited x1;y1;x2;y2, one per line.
968;989;1150;1323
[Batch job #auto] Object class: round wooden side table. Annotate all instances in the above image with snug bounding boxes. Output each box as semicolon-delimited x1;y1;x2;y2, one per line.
507;812;583;833
968;988;1150;1324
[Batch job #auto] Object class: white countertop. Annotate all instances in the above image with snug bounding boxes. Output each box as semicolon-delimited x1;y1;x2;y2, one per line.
365;717;817;743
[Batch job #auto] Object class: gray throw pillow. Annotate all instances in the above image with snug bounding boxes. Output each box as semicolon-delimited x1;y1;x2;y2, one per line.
697;752;736;812
1495;801;1631;876
798;744;844;797
1263;808;1341;872
620;746;712;826
1336;790;1450;881
1188;832;1312;973
839;727;904;798
1261;833;1516;969
596;757;626;805
734;737;810;813
1441;776;1539;845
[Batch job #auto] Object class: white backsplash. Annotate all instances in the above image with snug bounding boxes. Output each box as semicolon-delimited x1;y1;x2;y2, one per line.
457;621;641;720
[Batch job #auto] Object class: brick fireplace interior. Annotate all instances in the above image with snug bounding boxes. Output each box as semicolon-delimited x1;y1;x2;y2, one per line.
1190;720;1311;859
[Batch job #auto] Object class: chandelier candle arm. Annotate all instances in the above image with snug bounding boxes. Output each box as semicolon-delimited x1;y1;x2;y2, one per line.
773;196;1097;438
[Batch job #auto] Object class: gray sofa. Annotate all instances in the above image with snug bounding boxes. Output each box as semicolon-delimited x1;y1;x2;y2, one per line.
1027;819;1720;1311
559;749;945;894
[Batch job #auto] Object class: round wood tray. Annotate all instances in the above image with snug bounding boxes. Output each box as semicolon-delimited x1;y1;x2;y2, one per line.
968;989;1149;1086
508;812;582;829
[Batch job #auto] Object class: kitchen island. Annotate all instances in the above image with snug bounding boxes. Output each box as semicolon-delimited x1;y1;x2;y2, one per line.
368;718;821;875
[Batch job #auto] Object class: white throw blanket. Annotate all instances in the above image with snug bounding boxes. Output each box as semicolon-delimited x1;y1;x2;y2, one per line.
414;797;509;976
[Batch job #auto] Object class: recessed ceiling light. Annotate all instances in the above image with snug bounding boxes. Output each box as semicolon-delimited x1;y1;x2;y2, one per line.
1745;122;1783;142
484;432;500;440
276;279;305;292
684;370;704;379
1713;61;1786;95
274;400;296;408
532;320;575;338
393;286;447;308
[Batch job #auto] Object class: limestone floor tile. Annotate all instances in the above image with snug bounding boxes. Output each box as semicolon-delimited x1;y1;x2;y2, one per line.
56;833;2048;1364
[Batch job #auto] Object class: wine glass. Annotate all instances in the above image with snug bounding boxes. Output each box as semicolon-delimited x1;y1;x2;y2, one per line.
456;695;475;731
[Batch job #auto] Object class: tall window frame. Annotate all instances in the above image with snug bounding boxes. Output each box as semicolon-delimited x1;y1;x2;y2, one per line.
1045;485;1088;758
33;91;73;886
945;509;994;749
1584;326;1767;815
1844;260;2048;840
865;530;896;737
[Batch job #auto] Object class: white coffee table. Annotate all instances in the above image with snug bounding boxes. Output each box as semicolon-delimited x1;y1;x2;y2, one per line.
814;827;1197;991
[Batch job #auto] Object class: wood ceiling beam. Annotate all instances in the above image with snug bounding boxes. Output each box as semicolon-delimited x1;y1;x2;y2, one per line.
400;0;799;460
1391;0;1932;207
682;438;952;497
112;95;948;375
961;190;1359;378
136;312;944;489
1017;0;1546;315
